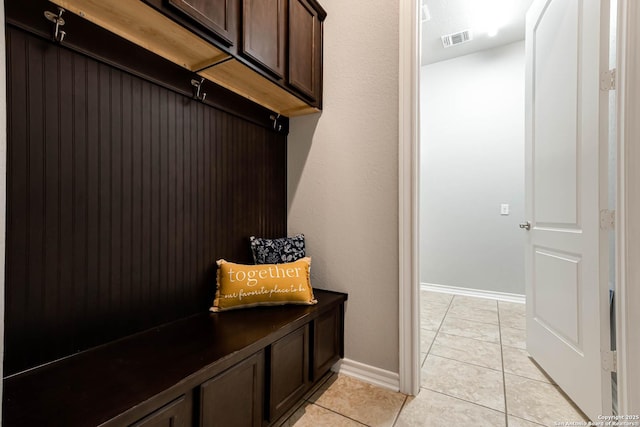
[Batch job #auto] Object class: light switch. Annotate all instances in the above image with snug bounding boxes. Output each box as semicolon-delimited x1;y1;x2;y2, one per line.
501;204;510;215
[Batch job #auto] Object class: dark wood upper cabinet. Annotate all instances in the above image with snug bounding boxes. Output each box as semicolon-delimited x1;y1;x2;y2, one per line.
242;0;286;78
288;0;323;102
168;0;239;46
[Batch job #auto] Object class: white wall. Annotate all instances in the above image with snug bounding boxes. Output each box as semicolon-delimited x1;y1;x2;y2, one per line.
420;41;525;295
288;0;400;373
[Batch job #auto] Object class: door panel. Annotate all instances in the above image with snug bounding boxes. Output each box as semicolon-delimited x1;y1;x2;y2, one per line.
525;0;612;420
533;249;581;347
532;0;579;226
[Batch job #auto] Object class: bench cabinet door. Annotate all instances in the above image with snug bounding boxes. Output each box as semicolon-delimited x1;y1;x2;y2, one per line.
200;351;264;427
268;325;310;422
130;395;191;427
313;306;342;380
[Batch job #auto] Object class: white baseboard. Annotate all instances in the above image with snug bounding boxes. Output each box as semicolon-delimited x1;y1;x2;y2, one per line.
332;359;400;392
421;282;526;304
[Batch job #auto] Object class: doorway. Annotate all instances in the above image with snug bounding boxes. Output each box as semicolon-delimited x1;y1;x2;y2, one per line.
412;0;616;422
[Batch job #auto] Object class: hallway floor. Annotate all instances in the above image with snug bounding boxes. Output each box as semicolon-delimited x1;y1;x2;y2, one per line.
280;290;588;427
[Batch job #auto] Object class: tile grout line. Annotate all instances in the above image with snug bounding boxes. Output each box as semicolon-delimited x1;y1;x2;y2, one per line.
391;395;409;427
419;385;509;414
309;401;370;426
278;371;335;427
427;343;557;385
422;295;510;416
426;353;503;374
421;294;455;367
508;413;548;426
430;329;500;346
498;300;510;427
444;315;500;327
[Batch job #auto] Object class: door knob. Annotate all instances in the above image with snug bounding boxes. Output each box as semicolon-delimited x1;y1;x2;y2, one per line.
519;221;531;230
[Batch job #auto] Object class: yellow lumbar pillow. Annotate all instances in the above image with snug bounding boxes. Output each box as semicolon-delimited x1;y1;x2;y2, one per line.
210;257;317;312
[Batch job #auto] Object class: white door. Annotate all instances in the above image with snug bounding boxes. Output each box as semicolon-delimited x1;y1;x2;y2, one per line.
524;0;612;421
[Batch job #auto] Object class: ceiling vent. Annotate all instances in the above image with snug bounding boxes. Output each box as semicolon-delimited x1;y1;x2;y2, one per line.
441;29;473;48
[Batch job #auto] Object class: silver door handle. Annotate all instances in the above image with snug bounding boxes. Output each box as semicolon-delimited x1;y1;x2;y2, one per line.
519;221;531;230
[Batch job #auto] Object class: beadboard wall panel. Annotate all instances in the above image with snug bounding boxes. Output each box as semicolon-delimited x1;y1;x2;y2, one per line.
5;26;286;375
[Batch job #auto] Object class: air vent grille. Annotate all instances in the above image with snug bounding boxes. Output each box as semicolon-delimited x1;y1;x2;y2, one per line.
441;29;473;48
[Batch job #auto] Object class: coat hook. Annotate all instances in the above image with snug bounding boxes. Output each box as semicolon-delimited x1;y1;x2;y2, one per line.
190;77;207;102
270;113;282;132
44;7;66;43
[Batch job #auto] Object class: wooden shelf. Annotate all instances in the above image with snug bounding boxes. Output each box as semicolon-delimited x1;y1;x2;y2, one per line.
52;0;229;71
200;59;319;117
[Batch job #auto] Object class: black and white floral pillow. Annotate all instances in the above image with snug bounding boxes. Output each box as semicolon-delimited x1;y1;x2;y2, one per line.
249;234;306;264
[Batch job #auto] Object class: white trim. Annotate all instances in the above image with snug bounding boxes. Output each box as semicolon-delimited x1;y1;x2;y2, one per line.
332;359;400;392
616;0;640;415
398;0;421;396
421;283;526;304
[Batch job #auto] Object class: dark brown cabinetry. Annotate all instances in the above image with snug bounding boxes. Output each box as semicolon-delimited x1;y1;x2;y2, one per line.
43;0;326;115
288;0;323;102
201;351;264;427
269;325;310;422
242;0;286;77
240;0;324;104
167;0;239;46
135;0;325;114
3;290;347;427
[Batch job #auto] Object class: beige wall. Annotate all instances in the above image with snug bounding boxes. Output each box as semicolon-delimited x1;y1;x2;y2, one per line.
287;0;400;373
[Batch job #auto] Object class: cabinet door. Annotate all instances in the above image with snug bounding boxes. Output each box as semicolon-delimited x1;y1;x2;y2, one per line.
241;0;286;78
313;307;342;380
168;0;239;46
130;395;191;427
268;325;310;422
200;351;264;427
288;0;322;102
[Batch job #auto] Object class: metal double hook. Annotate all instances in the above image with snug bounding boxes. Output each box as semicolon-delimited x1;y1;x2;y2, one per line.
44;7;66;43
191;78;207;102
270;114;282;132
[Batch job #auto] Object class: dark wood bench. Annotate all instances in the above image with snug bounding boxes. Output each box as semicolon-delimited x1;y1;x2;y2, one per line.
3;289;347;426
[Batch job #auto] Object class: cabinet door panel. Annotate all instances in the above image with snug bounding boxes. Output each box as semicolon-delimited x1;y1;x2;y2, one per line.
200;351;264;427
288;0;321;101
168;0;238;46
313;307;341;380
130;395;191;427
269;325;310;421
242;0;286;78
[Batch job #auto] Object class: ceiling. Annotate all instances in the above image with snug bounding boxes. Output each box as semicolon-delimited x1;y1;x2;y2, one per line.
421;0;535;65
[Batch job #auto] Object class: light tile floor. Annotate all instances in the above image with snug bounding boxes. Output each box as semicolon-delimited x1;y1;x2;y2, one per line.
281;290;589;427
